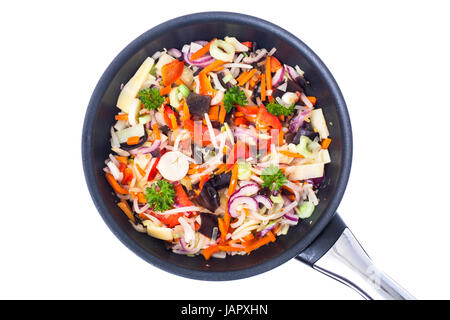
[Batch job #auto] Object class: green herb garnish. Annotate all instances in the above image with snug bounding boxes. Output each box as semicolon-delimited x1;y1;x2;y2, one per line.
224;86;248;113
138;87;165;111
261;165;287;191
266;101;295;116
145;180;175;212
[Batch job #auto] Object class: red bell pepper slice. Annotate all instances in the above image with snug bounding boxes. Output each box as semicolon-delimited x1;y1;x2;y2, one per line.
161;60;184;87
256;104;282;130
164;105;177;129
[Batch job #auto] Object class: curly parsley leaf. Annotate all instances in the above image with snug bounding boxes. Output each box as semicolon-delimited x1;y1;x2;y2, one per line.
138;87;165;111
261;165;287;191
145;180;175;212
266;101;295;116
224;86;248;113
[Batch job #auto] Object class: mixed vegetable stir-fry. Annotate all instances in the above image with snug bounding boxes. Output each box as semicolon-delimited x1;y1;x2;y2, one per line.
105;37;332;260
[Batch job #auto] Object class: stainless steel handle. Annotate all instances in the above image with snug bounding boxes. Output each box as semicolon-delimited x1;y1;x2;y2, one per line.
312;228;415;300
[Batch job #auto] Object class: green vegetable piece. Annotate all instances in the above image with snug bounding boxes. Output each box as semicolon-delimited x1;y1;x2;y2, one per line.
138;114;151;125
266;101;295;116
296;136;314;158
237;161;252;180
224;86;248;113
178;84;190;98
261;165;287;191
295;201;315;219
145;180;175;212
138;87;165;111
270;194;284;204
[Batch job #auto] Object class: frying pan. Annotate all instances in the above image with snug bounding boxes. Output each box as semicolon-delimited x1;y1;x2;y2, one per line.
82;11;414;300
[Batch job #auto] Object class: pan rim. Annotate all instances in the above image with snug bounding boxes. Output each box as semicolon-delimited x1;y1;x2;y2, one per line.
81;11;353;281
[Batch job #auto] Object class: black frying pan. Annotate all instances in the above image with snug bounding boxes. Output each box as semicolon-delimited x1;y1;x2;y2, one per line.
82;12;414;299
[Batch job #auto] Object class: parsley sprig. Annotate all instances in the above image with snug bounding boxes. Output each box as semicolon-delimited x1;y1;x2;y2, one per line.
145;180;175;212
261;165;287;191
266;101;295;116
138;87;165;111
224;86;248;113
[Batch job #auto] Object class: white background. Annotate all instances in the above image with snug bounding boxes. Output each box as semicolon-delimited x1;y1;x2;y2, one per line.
1;0;449;300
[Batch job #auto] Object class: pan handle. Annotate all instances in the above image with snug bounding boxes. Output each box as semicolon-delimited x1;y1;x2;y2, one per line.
296;214;415;300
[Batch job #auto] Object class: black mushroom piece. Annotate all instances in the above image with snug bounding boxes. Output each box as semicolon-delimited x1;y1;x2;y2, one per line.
119;128;148;151
186;92;211;117
195;180;221;212
197;212;219;238
209;172;231;190
292;121;319;144
286;79;304;93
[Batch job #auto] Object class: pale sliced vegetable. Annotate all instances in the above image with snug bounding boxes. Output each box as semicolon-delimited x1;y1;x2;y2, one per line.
138;114;151;125
317;149;331;164
116;124;145;144
155;53;175;76
295;201;315;219
224;36;249;52
285;163;324;181
156;151;189;181
311;108;329;140
180;66;194;88
169;87;181;109
143;221;173;241
237;161;252;180
209;39;235;62
117;57;155;113
127;98;141;126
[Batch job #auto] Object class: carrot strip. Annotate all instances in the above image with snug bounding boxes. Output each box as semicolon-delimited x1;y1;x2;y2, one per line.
200;59;226;75
278;130;284;146
190;38;216;61
208;105;220;121
278;150;305;158
260;74;266;101
137;192;147;204
126;136;140;145
244;231;276;253
238;69;257;86
201;244;221;260
218;103;226;124
116;156;128;165
218;245;245;252
115;114;128;121
236;71;249;84
117;200;135;223
152;123;161;140
321;138;332;149
169;113;178;130
308;96;317;106
160;85;172;96
136;163;146;177
105;173;129;195
265;56;272;93
183;101;191;121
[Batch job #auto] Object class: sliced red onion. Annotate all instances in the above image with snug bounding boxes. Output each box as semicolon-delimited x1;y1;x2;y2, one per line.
278;201;298;217
167;48;182;59
194;40;209;46
254;195;273;210
289;109;312;133
285;64;300;81
272;66;285;87
282;217;298;226
228;196;258;218
259;221;278;237
284;212;299;222
133;198;150;214
129;140;161;155
184;50;215;67
229;183;260;203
